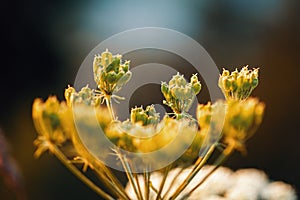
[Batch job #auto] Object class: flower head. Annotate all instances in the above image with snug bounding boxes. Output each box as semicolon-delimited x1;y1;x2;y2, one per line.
93;49;132;95
130;105;160;126
32;96;72;157
161;73;201;114
218;66;259;100
222;98;265;153
64;85;100;107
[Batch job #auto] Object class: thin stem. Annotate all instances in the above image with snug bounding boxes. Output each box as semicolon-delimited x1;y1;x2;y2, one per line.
162;167;185;199
182;148;233;199
118;153;143;200
156;165;172;200
143;169;150;200
51;145;114;200
92;166;130;200
70;127;130;200
150;182;161;199
134;172;144;200
105;95;115;120
91;161;130;200
169;144;216;200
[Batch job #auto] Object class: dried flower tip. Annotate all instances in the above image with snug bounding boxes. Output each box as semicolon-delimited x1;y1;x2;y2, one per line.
161;73;201;114
218;66;259;100
93;49;132;95
130;105;160;126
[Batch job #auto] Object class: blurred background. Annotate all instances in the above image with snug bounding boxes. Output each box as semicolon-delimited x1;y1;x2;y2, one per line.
1;0;299;199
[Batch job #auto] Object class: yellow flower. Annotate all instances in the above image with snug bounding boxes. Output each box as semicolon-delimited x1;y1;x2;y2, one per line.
218;66;259;100
32;96;72;158
222;98;265;153
161;73;201;115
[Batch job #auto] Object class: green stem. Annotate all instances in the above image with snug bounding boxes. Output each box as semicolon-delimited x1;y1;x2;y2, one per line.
51;145;114;200
169;144;216;200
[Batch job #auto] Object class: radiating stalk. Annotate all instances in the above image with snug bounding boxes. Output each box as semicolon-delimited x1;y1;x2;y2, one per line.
169;144;216;200
156;165;172;200
182;148;232;199
143;169;151;200
51;144;114;200
118;152;143;200
162;167;185;199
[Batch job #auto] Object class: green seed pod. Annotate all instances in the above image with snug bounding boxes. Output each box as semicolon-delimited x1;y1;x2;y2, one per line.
222;69;230;77
106;58;120;72
251;78;258;88
116;71;132;87
192;82;201;94
106;71;118;84
243;78;251;91
121;62;129;72
101;50;113;67
230;80;238;92
79;86;92;99
223;78;231;91
231;70;238;79
169;73;181;86
236;75;244;87
190;74;198;84
130;105;159;126
176;76;187;87
64;86;76;106
161;82;169;97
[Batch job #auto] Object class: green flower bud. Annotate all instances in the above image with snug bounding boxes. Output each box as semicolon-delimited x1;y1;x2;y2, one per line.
237;75;244;87
101;49;113;67
192;82;201;95
116;71;132;90
105;58;120;72
161;82;169;97
223;78;231;91
222;69;230;76
106;71;118;84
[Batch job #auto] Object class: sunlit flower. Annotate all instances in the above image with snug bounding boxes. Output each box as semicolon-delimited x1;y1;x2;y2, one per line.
32;96;72;158
222;98;265;153
218;66;259;100
161;73;201;115
93;49;132;96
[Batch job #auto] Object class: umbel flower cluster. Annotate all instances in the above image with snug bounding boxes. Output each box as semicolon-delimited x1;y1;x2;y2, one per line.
32;50;295;199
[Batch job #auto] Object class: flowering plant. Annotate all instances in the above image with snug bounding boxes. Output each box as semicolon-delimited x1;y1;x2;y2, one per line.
32;50;296;199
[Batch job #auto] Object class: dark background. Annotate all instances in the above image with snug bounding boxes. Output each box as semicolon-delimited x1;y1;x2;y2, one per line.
1;0;299;199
